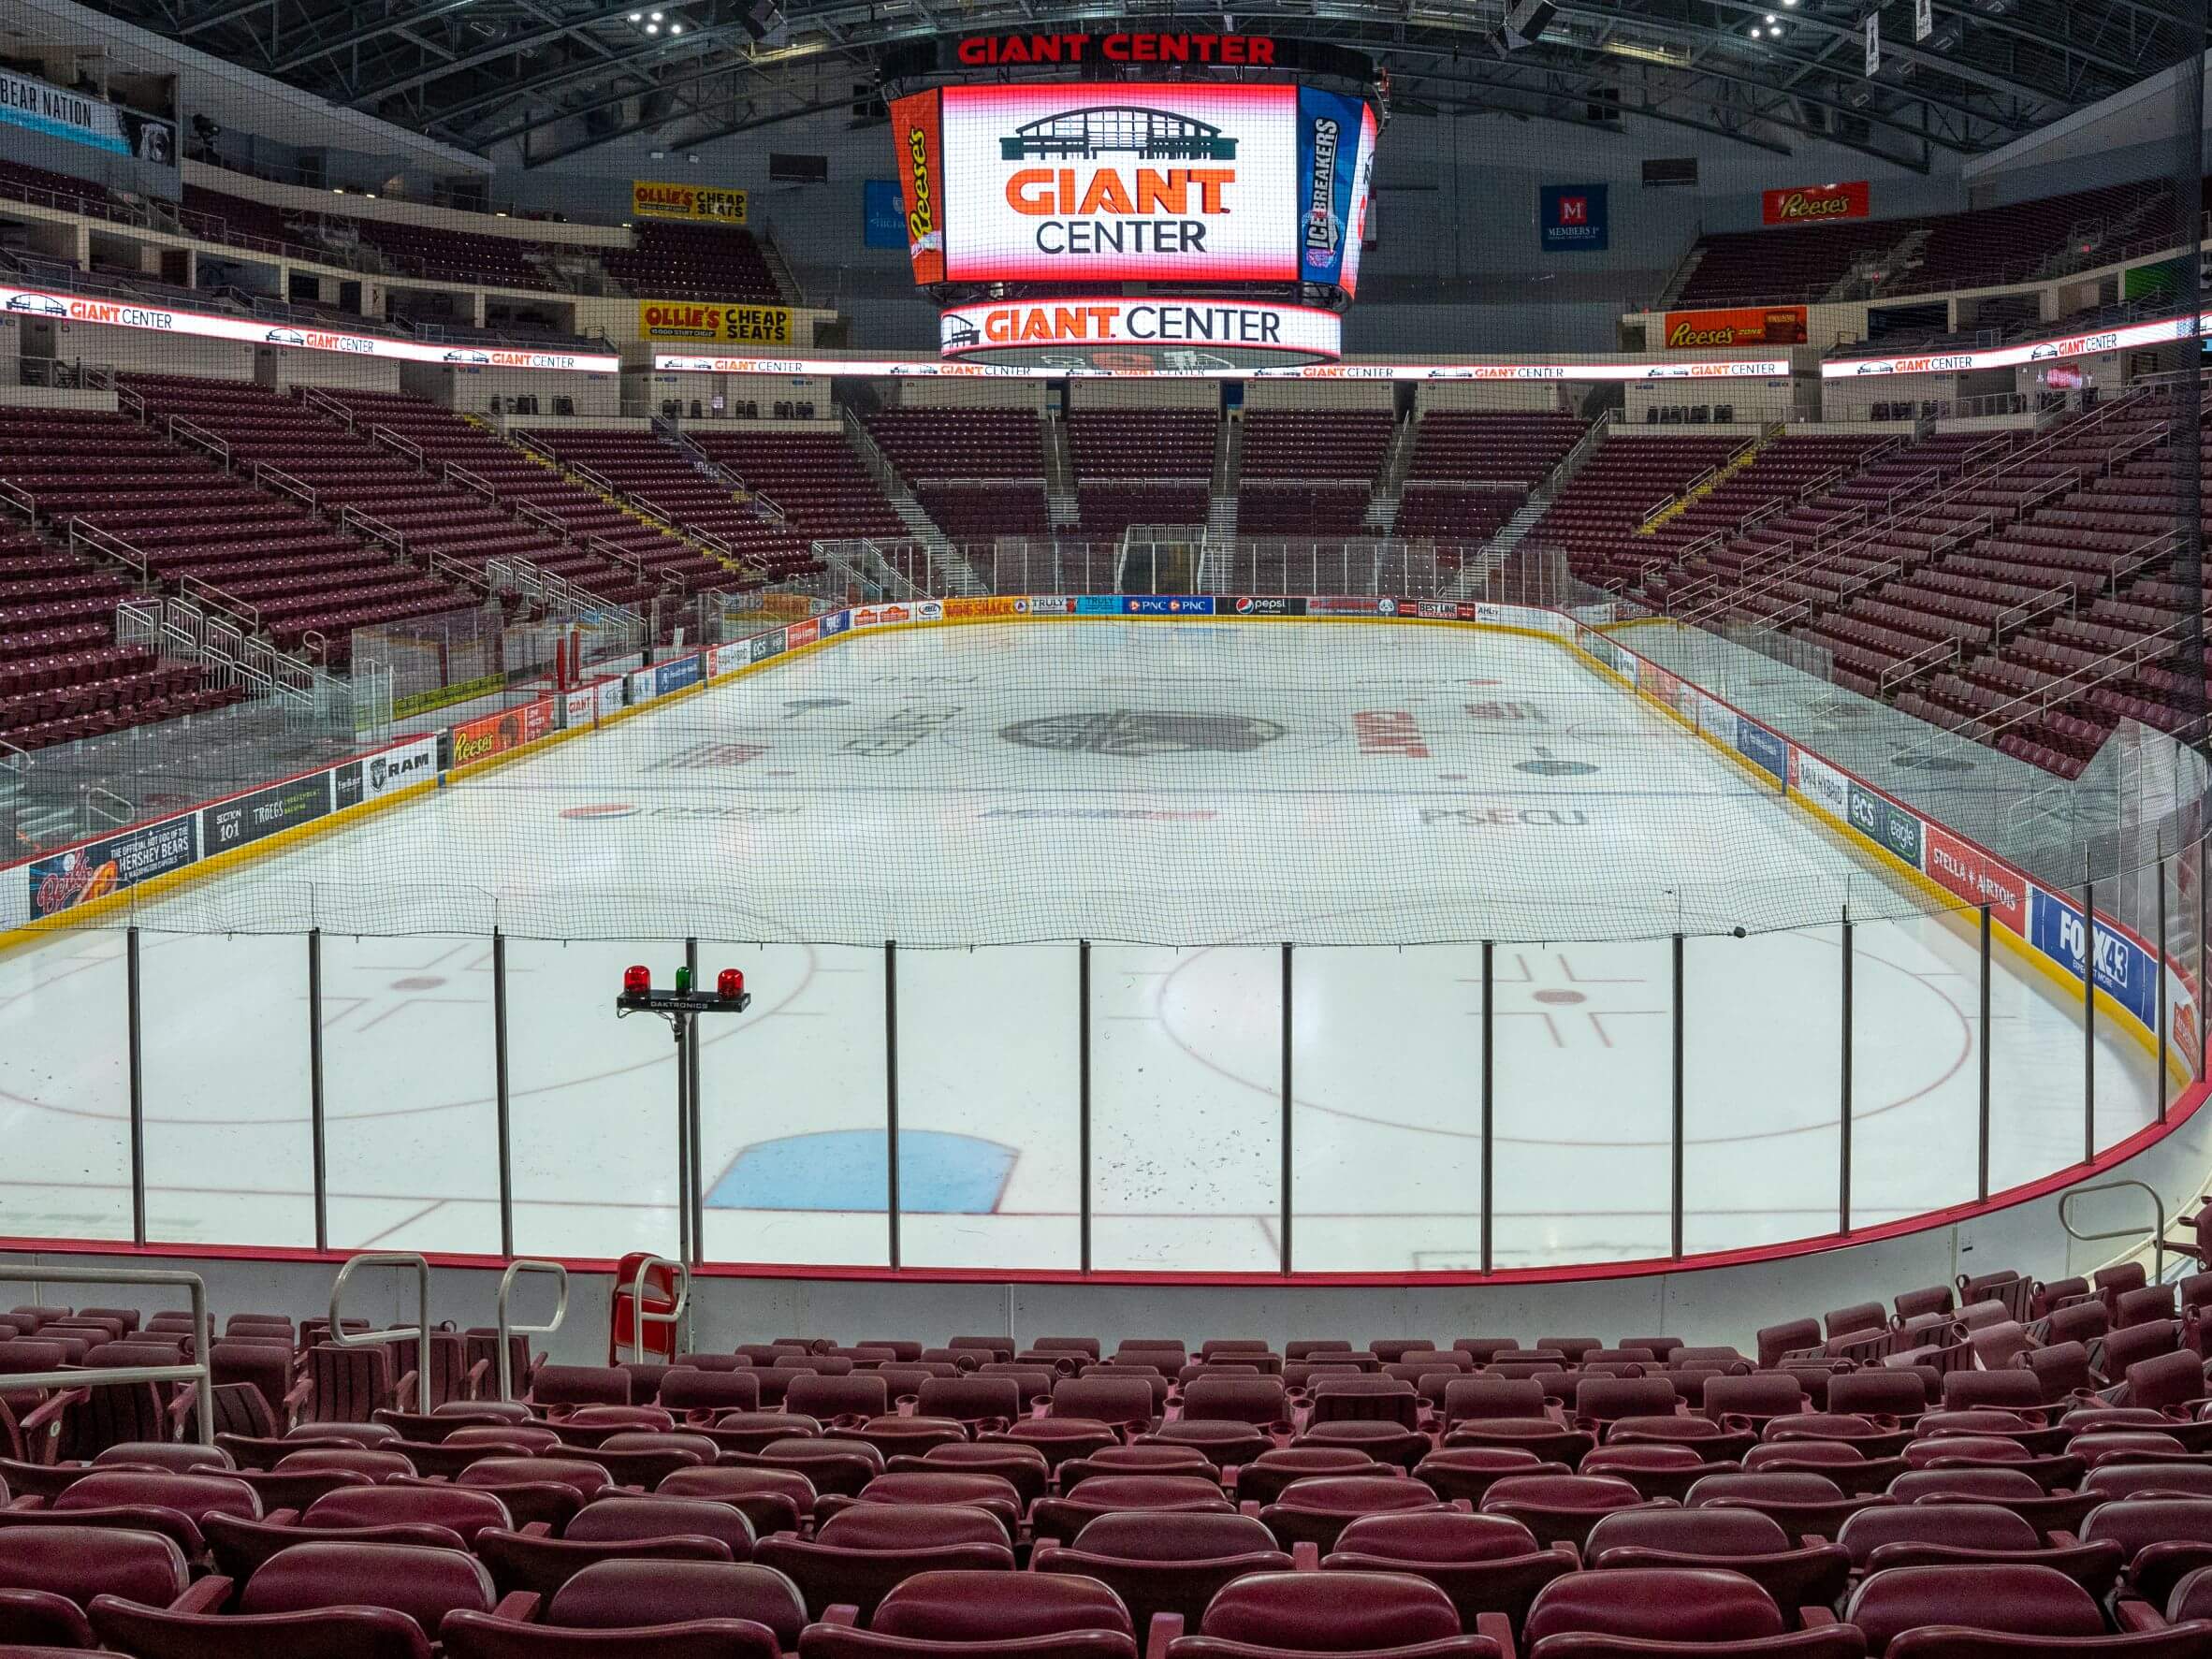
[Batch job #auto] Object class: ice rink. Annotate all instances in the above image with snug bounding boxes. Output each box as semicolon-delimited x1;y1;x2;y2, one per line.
0;619;2163;1271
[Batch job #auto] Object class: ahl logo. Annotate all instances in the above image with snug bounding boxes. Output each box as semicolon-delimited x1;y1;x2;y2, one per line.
561;803;641;820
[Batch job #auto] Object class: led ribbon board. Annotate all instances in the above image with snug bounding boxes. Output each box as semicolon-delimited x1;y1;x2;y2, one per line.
654;351;1792;381
939;297;1343;368
0;286;619;372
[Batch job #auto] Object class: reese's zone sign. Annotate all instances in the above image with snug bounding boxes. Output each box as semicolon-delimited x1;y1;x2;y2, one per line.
632;181;748;225
639;301;793;344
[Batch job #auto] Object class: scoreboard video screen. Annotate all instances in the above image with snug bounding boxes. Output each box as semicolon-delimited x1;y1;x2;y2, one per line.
890;80;1375;294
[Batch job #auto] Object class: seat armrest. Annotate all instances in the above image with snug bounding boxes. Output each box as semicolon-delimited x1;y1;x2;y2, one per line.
1291;1542;1319;1571
493;1592;541;1622
266;1508;299;1526
1473;1610;1516;1659
520;1521;553;1537
173;1577;233;1614
2116;1597;2168;1633
824;1608;861;1627
1145;1611;1186;1659
1800;1607;1839;1628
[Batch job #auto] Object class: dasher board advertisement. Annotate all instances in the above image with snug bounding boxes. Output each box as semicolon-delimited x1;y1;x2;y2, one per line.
939;82;1301;283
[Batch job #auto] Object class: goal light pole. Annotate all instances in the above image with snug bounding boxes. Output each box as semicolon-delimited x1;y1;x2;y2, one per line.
616;962;752;1271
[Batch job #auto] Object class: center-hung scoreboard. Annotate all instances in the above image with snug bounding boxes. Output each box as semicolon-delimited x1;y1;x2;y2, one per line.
879;29;1385;370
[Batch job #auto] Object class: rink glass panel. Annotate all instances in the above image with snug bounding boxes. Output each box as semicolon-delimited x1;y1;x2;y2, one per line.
0;926;133;1243
1490;937;1674;1269
697;943;892;1270
1843;912;1981;1229
137;931;318;1247
1090;943;1283;1273
1681;924;1844;1257
320;932;503;1256
1288;944;1487;1273
895;944;1081;1272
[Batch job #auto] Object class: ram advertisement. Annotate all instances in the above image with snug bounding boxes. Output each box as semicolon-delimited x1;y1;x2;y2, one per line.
937;82;1302;283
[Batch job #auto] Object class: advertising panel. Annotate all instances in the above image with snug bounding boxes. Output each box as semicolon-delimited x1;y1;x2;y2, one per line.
1539;183;1608;254
637;302;793;344
1124;595;1215;615
1308;595;1398;616
1664;306;1809;348
330;737;437;810
596;677;625;720
627;667;660;706
938;81;1301;283
1790;748;1851;825
0;68;174;166
2;285;618;373
1762;182;1870;226
1922;822;2028;933
2030;889;2160;1030
202;774;331;855
564;686;598;728
889;90;947;284
1734;717;1787;785
864;180;909;249
1073;595;1123;615
656;652;706;696
820;609;852;637
27;814;196;919
451;698;557;768
1297;88;1367;289
749;629;788;663
1230;596;1307;617
787;618;821;648
632;181;748;224
939;297;1340;361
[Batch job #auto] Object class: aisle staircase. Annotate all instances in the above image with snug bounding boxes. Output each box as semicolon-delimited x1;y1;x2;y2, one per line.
1363;413;1420;534
1444;411;1613;599
1636;428;1770;535
1042;411;1081;530
838;410;986;596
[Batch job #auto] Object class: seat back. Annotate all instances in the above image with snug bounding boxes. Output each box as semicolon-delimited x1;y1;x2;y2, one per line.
239;1539;495;1631
1523;1566;1785;1645
1845;1563;2103;1651
548;1559;808;1649
1199;1568;1458;1647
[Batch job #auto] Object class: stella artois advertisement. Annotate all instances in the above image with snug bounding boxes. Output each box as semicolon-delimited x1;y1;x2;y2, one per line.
1762;181;1870;226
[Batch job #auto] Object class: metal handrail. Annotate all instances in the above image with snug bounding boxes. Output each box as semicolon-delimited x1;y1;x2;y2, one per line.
328;1250;433;1414
494;1259;569;1404
2059;1179;2169;1287
626;1255;689;1363
0;1264;215;1447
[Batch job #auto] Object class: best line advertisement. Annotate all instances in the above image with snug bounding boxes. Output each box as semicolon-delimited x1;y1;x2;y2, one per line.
937;82;1301;283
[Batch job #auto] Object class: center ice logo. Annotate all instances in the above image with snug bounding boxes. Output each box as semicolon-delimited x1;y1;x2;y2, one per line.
1002;710;1286;755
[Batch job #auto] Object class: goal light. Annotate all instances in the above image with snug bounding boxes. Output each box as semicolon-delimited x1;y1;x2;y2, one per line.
617;962;752;1016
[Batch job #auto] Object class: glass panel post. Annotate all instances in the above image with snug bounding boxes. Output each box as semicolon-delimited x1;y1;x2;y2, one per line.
2084;866;2097;1165
127;925;146;1247
309;926;327;1253
494;927;514;1258
885;939;901;1271
2161;854;2172;1118
1671;933;1684;1259
1080;940;1092;1273
1279;942;1293;1275
1480;939;1493;1275
1839;910;1853;1236
1978;905;1991;1202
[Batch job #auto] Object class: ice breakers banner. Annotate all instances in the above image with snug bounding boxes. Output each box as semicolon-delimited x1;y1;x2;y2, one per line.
1296;88;1367;291
939;82;1299;283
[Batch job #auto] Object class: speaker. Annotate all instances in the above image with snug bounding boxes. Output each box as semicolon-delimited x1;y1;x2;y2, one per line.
1493;0;1556;51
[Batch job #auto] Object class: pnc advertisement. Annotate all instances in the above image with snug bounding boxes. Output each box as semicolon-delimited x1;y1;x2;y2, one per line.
937;81;1302;283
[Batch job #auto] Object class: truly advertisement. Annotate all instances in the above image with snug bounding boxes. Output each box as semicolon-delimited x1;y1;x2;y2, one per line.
1664;306;1808;348
1922;822;2027;934
1297;88;1369;290
202;774;331;854
0;285;618;373
632;180;748;224
889;90;947;284
451;699;556;769
28;815;196;919
1762;181;1870;226
2030;889;2160;1031
937;81;1301;283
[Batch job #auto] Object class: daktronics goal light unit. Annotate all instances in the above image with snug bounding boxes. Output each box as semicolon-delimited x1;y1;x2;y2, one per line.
616;962;752;1016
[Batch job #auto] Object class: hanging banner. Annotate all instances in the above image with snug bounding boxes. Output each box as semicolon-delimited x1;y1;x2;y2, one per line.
632;181;748;224
1762;182;1870;226
1864;13;1881;75
1914;0;1933;40
1539;182;1608;254
1297;87;1370;289
0;67;175;167
888;90;947;284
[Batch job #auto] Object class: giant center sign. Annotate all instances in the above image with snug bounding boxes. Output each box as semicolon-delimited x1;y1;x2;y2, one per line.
939;296;1341;368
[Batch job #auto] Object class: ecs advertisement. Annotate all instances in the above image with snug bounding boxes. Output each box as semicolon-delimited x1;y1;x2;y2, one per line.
938;82;1301;283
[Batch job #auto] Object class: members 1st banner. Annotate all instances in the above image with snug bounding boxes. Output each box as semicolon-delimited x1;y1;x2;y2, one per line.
632;180;748;225
638;301;794;345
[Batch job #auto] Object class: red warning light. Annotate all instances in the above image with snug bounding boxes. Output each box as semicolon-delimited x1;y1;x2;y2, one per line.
718;968;745;1000
623;964;651;997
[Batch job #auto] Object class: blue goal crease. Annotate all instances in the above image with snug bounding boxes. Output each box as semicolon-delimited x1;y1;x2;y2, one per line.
707;1128;1018;1213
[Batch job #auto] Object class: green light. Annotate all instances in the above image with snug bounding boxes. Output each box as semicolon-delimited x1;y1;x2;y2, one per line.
675;965;692;995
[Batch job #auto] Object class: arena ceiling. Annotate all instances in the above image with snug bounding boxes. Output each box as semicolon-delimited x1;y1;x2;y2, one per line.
80;0;2204;172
